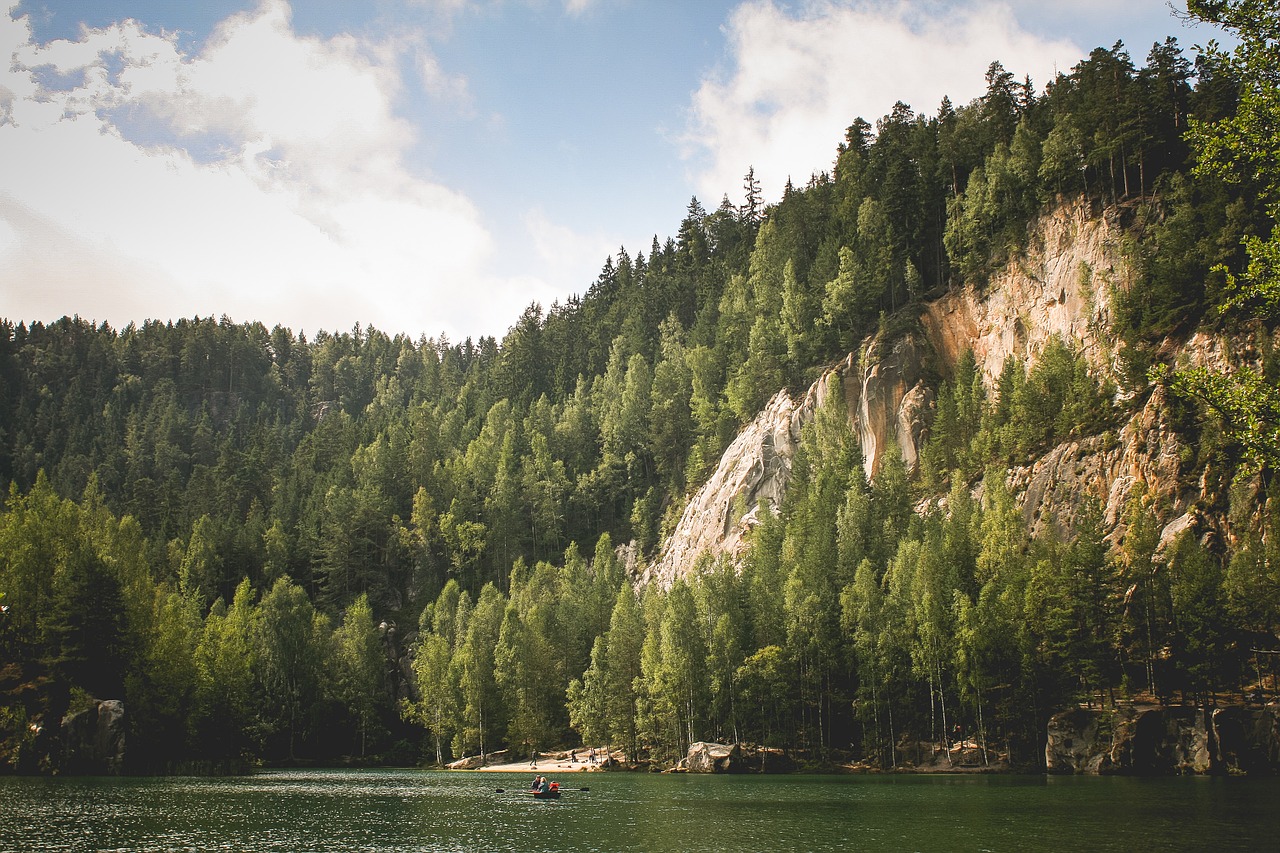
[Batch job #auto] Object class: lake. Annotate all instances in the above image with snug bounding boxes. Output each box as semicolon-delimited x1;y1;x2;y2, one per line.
3;768;1279;852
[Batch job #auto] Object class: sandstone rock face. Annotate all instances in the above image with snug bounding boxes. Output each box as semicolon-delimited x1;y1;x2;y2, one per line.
831;335;931;478
61;698;126;775
645;335;930;587
1045;708;1112;774
1046;705;1280;775
648;198;1266;588
642;391;805;587
922;199;1129;387
1006;385;1188;542
379;620;419;705
446;749;508;770
1131;707;1213;774
680;741;744;773
649;202;1124;588
1213;706;1280;774
675;741;794;773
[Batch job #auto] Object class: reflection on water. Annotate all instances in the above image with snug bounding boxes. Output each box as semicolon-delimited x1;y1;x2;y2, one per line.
3;769;1279;852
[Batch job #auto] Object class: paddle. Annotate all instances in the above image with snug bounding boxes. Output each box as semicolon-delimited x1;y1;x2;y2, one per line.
495;786;590;793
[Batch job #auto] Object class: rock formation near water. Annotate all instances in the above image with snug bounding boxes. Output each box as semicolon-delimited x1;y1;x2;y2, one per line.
60;698;126;775
1045;705;1280;775
679;741;744;773
675;740;795;773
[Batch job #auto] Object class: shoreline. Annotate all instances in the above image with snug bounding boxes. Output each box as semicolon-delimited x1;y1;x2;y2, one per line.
473;759;600;773
454;747;615;774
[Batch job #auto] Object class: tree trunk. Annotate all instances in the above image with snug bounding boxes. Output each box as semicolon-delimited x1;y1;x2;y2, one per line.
1120;144;1131;199
927;670;937;745
976;681;989;766
888;697;897;770
1146;594;1158;700
871;677;882;765
818;668;827;760
936;655;952;768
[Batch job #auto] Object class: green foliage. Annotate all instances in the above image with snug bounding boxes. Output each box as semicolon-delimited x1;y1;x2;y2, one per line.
1163;360;1280;470
1165;1;1280;471
1;25;1272;772
725;315;786;422
917;339;1116;494
944;119;1044;285
254;577;327;759
191;579;256;763
333;594;387;756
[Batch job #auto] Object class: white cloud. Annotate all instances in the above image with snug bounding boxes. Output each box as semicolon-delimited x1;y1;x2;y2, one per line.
419;50;474;111
0;215;16;256
525;206;616;287
684;0;1086;205
0;0;517;340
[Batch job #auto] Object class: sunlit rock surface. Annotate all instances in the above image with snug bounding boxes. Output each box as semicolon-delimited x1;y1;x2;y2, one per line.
650;198;1273;588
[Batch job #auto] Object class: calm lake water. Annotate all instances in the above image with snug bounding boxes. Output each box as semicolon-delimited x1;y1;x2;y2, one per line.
3;768;1279;852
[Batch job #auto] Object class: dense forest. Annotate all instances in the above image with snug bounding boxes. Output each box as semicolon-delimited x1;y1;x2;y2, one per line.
2;1;1278;773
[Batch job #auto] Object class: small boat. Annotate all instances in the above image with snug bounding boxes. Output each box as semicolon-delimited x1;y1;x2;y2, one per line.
530;788;561;799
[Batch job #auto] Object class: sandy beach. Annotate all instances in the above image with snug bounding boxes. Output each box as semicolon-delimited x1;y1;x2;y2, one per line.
463;748;613;773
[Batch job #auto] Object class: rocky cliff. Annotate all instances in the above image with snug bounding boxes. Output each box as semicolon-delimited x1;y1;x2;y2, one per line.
60;698;126;775
837;334;933;477
641;390;803;587
921;199;1129;387
648;199;1265;587
642;333;932;587
1045;704;1280;775
649;201;1141;585
650;194;1269;591
1001;323;1272;549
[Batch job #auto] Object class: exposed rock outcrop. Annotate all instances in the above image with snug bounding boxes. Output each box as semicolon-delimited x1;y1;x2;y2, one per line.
641;390;803;587
832;334;931;477
379;620;419;705
1213;706;1280;774
922;199;1129;387
649;199;1265;591
60;698;126;775
649;203;1135;588
644;334;930;587
1006;384;1187;541
1045;705;1280;775
679;741;745;773
446;749;508;770
674;741;793;773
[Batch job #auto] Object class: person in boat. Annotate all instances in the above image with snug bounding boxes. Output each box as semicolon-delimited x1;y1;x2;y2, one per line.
548;780;559;793
530;775;542;792
536;776;550;793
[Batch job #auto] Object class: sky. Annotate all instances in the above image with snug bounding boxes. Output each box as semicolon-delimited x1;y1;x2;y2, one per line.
0;1;1232;343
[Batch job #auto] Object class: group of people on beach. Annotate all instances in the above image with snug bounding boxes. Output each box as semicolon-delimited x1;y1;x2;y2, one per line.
529;747;600;771
569;748;599;765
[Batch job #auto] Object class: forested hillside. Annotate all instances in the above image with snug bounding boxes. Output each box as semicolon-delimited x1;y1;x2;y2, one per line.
3;2;1278;774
